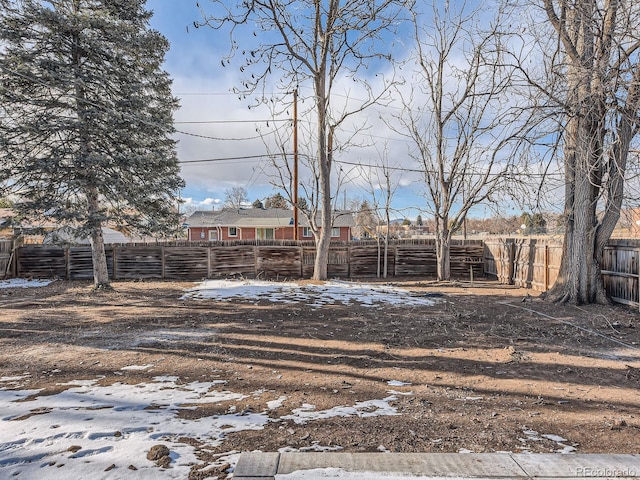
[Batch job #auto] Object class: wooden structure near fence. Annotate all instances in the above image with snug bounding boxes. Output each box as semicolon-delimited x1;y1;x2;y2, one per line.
0;239;14;279
12;239;484;281
484;237;640;308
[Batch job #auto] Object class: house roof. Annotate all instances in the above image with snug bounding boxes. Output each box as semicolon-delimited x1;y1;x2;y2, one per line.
0;209;11;227
43;226;143;245
186;208;355;228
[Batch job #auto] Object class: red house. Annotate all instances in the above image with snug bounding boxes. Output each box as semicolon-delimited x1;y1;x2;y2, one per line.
185;208;354;242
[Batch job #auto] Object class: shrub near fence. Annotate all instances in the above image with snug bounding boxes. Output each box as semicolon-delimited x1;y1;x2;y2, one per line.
14;239;485;282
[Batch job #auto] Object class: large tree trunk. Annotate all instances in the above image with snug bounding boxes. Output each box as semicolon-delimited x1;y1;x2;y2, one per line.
435;217;451;281
545;0;640;304
312;76;331;281
87;187;110;288
548;85;607;303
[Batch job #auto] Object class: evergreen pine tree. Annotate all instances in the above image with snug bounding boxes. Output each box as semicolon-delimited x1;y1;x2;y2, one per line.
0;0;184;287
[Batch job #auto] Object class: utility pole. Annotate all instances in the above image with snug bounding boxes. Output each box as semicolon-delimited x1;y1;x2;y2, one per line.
293;89;299;240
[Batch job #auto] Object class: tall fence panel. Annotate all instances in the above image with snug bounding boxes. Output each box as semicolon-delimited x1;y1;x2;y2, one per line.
210;245;256;278
256;246;302;279
164;247;209;280
10;237;640;308
451;243;485;279
16;246;66;278
0;239;14;278
601;240;640;307
114;247;163;280
395;244;436;276
14;239;484;282
485;238;561;290
484;237;639;308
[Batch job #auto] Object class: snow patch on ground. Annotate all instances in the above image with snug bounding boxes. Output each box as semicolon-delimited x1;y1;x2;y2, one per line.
519;428;577;454
0;376;406;479
0;377;258;479
0;278;52;289
183;279;438;308
121;364;154;371
281;396;400;425
387;380;412;387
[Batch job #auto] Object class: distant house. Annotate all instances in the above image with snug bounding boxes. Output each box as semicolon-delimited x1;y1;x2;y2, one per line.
0;209;12;238
185;208;355;242
42;226;147;245
0;209;151;244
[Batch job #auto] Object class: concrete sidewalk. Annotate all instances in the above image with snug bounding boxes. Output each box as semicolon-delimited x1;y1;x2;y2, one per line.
233;452;640;479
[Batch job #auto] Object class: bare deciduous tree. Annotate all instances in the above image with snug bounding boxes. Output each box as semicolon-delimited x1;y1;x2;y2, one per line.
198;0;409;280
224;186;249;209
362;142;403;278
393;1;531;280
523;0;640;304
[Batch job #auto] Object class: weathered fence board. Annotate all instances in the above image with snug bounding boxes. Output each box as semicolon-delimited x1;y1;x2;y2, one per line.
163;247;209;280
451;245;484;279
68;247;96;280
114;247;162;280
395;244;436;276
209;246;256;278
601;246;639;307
0;240;13;278
256;246;302;279
327;247;350;278
17;246;66;278
10;237;640;308
350;244;395;277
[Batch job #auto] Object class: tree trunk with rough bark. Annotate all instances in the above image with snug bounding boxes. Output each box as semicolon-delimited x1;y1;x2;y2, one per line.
435;218;451;281
541;0;639;304
87;187;110;288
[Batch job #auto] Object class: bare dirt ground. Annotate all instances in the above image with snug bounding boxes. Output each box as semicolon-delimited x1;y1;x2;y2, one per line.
1;278;639;479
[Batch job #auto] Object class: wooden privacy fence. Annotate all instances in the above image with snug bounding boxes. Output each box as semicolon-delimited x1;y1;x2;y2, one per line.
0;239;14;279
484;237;640;308
14;239;485;281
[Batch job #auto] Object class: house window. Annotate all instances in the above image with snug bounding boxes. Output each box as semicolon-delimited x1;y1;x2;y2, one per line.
228;227;237;237
208;230;218;241
302;227;312;238
256;228;274;240
331;227;341;238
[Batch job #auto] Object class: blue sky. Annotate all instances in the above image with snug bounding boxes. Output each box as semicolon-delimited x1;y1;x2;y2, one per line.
144;0;434;218
143;1;556;220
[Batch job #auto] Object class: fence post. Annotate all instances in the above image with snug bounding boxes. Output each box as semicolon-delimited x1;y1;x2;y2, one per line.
544;244;549;292
113;245;118;280
65;247;70;280
159;246;164;280
300;245;304;278
508;240;515;285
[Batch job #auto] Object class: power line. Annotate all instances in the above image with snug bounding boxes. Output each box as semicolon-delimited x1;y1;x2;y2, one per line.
175;119;289;124
178;154;275;164
174;129;271;141
335;159;565;178
176;153;565;179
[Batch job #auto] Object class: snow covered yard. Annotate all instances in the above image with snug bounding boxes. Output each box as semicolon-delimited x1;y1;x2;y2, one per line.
0;278;638;479
0;373;404;478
